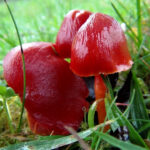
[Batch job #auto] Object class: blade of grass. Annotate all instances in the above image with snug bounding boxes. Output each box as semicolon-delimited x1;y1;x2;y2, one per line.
0;32;17;47
88;100;98;128
4;0;26;132
91;79;116;149
101;75;121;131
2;97;14;133
136;36;146;59
116;0;128;11
138;122;150;134
101;75;114;99
139;54;150;63
115;0;135;21
105;98;119;131
90;76;116;149
95;132;146;150
129;119;150;124
102;75;148;148
141;59;150;70
129;71;149;138
92;96;118;149
136;0;142;47
91;119;116;150
126;31;138;44
89;94;118;149
105;88;135;133
0;120;115;150
111;1;138;43
123;89;135;118
107;100;147;148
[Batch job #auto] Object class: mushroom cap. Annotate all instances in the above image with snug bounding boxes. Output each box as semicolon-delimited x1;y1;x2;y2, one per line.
3;42;89;135
70;13;133;77
56;9;92;58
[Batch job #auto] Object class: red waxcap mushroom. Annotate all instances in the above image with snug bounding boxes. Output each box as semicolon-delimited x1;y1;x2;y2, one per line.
3;42;89;135
70;13;133;76
70;13;133;131
56;9;92;58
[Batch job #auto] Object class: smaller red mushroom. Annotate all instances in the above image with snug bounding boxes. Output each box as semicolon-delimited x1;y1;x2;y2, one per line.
56;9;92;58
70;13;133;129
3;42;89;135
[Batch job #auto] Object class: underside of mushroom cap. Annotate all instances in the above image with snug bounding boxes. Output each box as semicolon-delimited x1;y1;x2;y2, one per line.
70;13;133;77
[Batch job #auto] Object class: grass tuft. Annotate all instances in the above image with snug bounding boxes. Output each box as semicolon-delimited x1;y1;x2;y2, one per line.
4;0;26;133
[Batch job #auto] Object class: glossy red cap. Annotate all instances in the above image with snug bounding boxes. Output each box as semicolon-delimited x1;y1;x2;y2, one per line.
3;42;89;135
56;10;92;58
70;13;133;76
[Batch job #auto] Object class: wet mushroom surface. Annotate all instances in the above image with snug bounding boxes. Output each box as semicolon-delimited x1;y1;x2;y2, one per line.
56;9;92;58
3;42;89;135
70;13;133;76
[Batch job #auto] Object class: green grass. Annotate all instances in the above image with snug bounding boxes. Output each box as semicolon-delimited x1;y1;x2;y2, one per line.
0;0;150;149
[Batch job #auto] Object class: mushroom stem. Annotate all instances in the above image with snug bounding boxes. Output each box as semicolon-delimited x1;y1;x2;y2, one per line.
94;75;109;132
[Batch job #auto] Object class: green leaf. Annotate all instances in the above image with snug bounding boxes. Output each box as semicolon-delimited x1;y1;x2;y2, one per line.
95;132;146;150
0;86;7;96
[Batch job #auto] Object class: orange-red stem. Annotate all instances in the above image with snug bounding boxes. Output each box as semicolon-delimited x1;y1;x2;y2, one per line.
94;75;109;132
